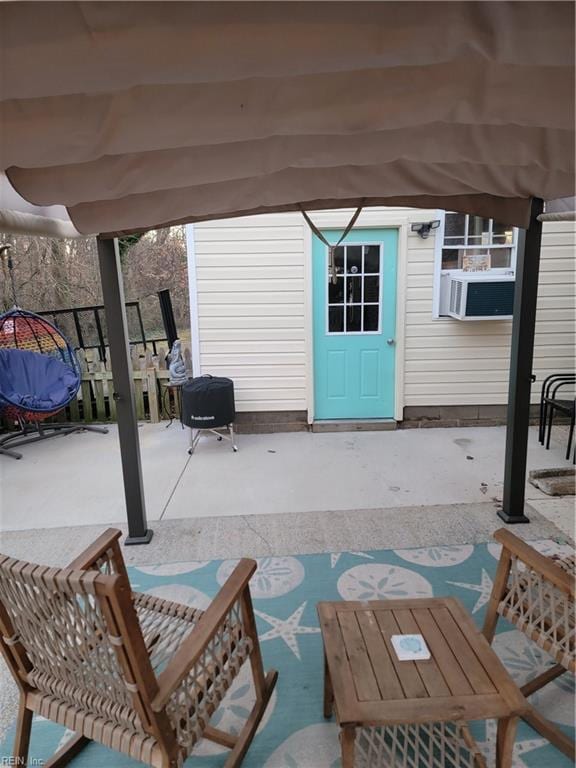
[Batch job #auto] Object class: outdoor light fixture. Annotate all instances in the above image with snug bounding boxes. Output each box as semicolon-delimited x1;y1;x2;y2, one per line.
411;220;441;239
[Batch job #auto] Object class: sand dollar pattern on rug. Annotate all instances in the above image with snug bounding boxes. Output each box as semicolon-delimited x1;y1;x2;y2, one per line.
143;583;212;611
337;563;433;601
193;664;278;757
217;556;305;598
393;544;474;567
263;723;341;767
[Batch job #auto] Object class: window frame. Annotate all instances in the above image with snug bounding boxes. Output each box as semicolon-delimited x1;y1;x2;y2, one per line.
432;212;518;319
325;242;383;336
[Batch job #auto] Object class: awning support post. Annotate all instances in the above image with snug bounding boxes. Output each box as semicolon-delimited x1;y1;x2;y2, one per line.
97;236;153;544
499;198;544;524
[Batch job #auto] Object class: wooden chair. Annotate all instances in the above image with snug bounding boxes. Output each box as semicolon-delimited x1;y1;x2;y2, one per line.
0;529;277;768
483;528;574;760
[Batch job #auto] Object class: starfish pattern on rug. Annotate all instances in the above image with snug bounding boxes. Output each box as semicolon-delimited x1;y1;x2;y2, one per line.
330;551;375;568
447;568;493;613
254;601;320;660
476;719;548;767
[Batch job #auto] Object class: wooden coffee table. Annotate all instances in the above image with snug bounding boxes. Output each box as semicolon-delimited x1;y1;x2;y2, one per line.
318;597;528;768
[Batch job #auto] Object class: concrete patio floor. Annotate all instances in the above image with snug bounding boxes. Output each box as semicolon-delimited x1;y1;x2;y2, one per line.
1;421;574;538
0;423;574;748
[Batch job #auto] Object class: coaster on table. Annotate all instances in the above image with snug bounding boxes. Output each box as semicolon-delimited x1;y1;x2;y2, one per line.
391;633;431;661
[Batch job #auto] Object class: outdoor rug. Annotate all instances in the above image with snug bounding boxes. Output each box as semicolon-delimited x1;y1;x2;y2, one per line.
2;539;574;767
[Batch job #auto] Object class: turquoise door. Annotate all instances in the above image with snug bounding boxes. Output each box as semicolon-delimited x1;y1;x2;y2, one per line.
313;228;398;419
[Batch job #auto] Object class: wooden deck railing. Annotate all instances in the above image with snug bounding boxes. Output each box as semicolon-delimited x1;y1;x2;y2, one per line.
62;347;189;425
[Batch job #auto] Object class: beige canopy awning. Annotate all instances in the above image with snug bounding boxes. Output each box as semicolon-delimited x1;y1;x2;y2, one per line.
0;1;574;237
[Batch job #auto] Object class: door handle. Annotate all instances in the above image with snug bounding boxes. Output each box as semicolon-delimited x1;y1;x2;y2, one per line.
387;338;395;345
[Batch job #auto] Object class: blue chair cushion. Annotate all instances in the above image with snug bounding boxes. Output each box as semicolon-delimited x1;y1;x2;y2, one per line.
0;348;79;412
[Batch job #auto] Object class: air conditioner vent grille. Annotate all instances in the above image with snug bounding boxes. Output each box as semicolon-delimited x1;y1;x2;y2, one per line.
449;279;464;314
466;281;515;316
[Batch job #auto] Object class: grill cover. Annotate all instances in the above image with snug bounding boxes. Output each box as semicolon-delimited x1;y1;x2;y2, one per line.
182;376;235;429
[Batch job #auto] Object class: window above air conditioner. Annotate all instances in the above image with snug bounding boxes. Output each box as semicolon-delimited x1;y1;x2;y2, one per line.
433;212;518;320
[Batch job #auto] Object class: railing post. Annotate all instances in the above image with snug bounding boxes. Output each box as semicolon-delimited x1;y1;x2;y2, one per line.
97;236;152;544
499;198;544;524
146;368;160;423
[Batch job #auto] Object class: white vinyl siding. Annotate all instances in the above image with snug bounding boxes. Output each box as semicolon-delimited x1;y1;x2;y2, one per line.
404;220;576;406
194;212;575;414
194;214;307;411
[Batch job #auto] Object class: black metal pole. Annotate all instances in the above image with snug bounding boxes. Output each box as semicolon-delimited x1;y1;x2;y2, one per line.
72;309;85;350
499;198;544;524
93;308;106;362
97;236;152;544
157;289;178;349
135;302;147;350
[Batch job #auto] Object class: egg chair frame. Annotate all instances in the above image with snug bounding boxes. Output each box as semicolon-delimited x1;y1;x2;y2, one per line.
0;306;108;460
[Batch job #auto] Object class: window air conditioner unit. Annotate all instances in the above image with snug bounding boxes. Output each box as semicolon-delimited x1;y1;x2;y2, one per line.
448;274;515;320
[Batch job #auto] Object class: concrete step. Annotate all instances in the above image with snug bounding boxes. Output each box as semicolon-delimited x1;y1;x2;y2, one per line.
312;419;397;433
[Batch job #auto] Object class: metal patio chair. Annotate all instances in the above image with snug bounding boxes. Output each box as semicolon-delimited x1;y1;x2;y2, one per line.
0;529;277;768
483;529;575;760
538;373;576;461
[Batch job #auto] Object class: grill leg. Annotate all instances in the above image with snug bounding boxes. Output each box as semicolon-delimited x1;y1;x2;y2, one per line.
186;425;237;454
188;427;200;455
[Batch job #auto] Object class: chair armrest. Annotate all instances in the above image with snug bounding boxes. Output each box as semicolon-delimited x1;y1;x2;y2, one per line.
151;558;257;712
494;528;574;596
67;528;128;583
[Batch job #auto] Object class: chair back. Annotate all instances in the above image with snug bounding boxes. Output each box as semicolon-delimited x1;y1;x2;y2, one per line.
0;555;145;732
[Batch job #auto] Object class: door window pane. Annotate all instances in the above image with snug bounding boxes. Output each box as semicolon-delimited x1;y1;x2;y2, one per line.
328;306;344;333
364;245;380;273
363;305;379;331
333;246;344;274
364;276;379;303
347;246;362;273
328;277;344;304
347;276;362;304
326;242;382;334
346;305;362;332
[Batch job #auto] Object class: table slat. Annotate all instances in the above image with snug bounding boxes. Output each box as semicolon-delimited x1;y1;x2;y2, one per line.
374;610;428;699
356;610;404;700
411;608;474;696
337;610;381;701
318;605;362;723
446;598;528;713
393;608;451;697
432;606;496;694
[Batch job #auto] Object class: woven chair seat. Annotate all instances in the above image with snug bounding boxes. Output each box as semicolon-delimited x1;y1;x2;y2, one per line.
133;591;204;673
497;553;575;672
134;590;255;754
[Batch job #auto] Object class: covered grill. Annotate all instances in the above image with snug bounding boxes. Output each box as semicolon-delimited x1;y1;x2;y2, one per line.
182;376;237;453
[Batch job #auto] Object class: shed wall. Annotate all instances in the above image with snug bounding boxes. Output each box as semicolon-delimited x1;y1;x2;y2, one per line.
192;213;575;415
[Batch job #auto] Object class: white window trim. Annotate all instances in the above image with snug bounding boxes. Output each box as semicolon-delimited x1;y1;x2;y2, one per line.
432;211;518;319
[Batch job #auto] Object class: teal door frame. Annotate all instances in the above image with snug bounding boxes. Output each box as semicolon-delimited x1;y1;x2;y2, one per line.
312;227;398;420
